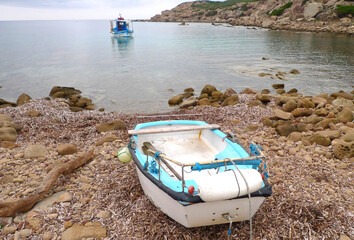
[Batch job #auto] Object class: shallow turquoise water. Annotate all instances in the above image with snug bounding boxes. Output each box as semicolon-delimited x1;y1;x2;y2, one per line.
0;20;353;113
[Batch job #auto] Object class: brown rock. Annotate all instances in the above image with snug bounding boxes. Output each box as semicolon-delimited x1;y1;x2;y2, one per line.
297;99;315;108
282;100;297;112
245;124;258;132
222;95;239;106
272;84;284;89
96;120;125;133
315;118;337;129
247;100;262;107
316;130;341;140
184;88;194;93
197;98;211;106
315;108;328;116
168;95;184;106
49;86;81;98
292;108;313;117
277;89;285;94
256;94;271;103
57;144;78;155
289;69;300;74
17;93;32;106
276;122;306;136
309;134;331;146
180;97;197;108
95;135;117;146
273;109;293;120
61;223;107;240
85;104;96;110
261;89;270;94
211;91;223;100
198;93;209;100
76;98;92;108
201;84;216;96
287;88;298;94
330;92;353;100
242;88;258;94
331;98;353;108
334;140;354;159
1;141;19;149
288;132;302;142
211;102;221;107
69;106;84;112
0;127;17;141
0;113;12;122
52;91;66;99
312;96;327;105
337;107;353;123
231;119;240;125
223;88;237;98
25;110;41;117
24;144;47;159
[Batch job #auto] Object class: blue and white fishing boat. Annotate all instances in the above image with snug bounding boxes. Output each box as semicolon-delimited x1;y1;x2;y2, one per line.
110;15;133;38
127;120;272;230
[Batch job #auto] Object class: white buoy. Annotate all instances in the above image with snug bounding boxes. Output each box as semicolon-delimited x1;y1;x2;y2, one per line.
117;147;132;163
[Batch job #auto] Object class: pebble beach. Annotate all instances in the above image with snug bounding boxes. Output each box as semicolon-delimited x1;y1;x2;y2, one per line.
0;85;353;239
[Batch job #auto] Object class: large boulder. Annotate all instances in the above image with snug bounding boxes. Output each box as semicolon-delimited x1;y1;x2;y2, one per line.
304;3;323;18
96;120;126;133
276;122;306;136
331;98;353;108
201;84;216;96
197;98;211;106
337;107;353;123
316;130;341;140
283;100;297;112
17;93;32;106
168;95;184;106
334;140;354;159
222;95;239;106
180;97;197;109
330;92;353;100
49;86;81;99
223;88;237;99
211;91;223;101
309;134;331;146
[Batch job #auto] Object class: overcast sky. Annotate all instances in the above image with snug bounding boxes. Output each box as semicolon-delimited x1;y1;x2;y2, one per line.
0;0;194;20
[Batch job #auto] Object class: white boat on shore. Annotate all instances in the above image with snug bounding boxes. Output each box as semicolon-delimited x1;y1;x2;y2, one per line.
128;120;272;228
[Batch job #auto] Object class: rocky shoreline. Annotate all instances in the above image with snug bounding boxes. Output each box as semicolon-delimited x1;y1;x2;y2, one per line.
0;84;353;239
150;0;354;34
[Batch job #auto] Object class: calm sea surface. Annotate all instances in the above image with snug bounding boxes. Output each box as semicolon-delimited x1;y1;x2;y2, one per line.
0;20;353;113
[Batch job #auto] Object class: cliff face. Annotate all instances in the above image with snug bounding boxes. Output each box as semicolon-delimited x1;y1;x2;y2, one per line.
150;0;353;34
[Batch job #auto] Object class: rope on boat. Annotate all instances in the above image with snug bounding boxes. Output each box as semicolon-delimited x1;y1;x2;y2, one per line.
228;158;253;240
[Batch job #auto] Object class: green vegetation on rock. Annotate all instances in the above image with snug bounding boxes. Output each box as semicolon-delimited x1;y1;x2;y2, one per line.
205;10;218;17
335;5;354;16
192;0;259;10
269;2;293;16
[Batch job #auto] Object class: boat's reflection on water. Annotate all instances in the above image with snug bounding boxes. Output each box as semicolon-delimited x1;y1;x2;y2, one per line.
110;36;133;55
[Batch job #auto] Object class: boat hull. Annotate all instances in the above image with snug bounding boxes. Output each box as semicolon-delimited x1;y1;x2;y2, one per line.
111;31;133;38
136;166;266;228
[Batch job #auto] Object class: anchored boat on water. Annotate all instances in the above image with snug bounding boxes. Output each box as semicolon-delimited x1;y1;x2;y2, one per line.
127;120;272;230
110;15;133;38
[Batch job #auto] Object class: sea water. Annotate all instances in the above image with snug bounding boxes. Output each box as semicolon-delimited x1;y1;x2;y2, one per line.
0;20;353;113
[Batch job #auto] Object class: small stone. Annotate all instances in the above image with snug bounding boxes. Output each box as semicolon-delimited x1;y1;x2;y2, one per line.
2;225;17;235
95;135;117;146
58;192;72;202
96;211;111;219
18;229;32;237
57;144;78;155
272;84;285;89
43;231;52;240
25;110;41;118
64;221;73;228
288;132;302;142
24;144;47;159
273;109;293;120
96;120;125;133
61;223;107;240
289;69;300;74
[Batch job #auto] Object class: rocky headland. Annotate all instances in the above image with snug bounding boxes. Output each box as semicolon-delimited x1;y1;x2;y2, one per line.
150;0;354;34
0;82;353;239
